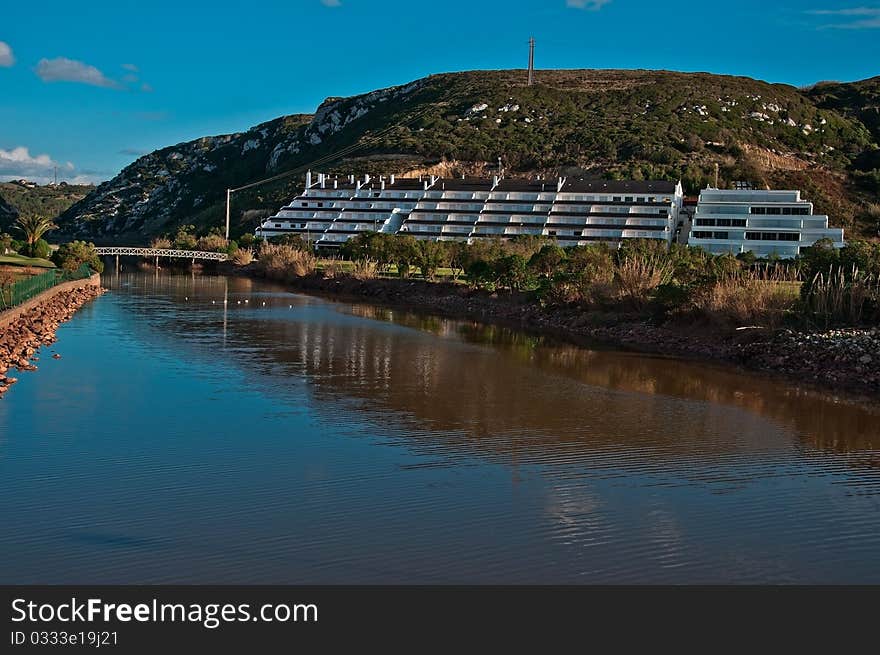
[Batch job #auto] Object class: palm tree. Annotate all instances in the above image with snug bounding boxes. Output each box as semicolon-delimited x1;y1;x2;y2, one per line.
14;214;57;257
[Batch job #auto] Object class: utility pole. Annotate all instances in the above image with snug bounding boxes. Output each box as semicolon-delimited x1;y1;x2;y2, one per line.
225;188;232;240
714;163;719;189
527;37;535;86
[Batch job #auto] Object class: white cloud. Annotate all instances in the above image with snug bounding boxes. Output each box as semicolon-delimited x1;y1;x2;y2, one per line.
807;6;880;28
0;146;105;185
141;82;154;93
121;63;139;72
0;146;63;183
566;0;611;9
321;0;342;6
0;41;13;67
35;57;122;89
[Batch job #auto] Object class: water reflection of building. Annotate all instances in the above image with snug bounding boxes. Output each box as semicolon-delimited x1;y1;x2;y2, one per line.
225;298;880;463
108;272;880;469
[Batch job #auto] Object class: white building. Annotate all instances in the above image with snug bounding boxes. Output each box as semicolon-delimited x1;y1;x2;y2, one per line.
688;189;844;258
256;172;683;250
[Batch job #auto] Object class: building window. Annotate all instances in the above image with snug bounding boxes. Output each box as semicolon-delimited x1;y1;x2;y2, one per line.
692;231;712;239
301;202;308;207
745;232;800;241
713;231;729;239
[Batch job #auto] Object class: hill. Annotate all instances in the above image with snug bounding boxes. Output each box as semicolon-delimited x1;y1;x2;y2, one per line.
0;181;95;234
57;69;880;242
0;192;17;228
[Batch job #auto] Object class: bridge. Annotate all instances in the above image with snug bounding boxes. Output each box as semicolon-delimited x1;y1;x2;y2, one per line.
94;247;229;262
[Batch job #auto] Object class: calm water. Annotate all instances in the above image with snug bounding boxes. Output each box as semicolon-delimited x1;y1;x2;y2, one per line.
1;270;879;584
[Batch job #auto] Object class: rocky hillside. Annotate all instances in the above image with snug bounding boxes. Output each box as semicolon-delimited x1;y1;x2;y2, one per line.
57;69;880;242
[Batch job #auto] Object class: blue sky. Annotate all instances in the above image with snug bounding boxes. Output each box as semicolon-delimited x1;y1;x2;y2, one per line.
1;0;878;185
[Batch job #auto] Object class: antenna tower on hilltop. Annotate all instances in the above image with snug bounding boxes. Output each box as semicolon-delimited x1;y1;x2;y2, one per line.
528;37;535;86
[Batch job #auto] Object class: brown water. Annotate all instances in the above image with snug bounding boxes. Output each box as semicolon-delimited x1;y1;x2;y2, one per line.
0;270;878;583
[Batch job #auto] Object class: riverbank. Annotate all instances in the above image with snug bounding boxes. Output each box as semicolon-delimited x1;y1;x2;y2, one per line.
0;274;104;397
231;266;880;399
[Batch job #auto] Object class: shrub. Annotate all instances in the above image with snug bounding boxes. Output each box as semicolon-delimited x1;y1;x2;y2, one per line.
150;237;172;250
322;258;345;278
230;249;254;266
258;244;316;280
392;235;418;278
0;233;13;254
29;239;51;260
197;233;228;253
52;241;104;273
352;259;379;280
173;225;198;250
415;240;447;280
613;255;674;310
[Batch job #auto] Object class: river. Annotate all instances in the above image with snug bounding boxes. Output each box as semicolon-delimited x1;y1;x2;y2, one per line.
1;270;879;583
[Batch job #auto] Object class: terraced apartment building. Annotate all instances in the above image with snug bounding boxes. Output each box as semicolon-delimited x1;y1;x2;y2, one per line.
687;189;845;258
255;172;683;249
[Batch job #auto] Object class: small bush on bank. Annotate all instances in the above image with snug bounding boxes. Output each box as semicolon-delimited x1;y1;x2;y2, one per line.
613;255;674;311
197;233;228;253
230;249;254;266
258;244;316;280
29;239;51;260
52;241;104;274
352;259;378;280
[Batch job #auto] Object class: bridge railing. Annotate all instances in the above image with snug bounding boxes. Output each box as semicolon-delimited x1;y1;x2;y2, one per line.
0;264;93;311
94;247;228;261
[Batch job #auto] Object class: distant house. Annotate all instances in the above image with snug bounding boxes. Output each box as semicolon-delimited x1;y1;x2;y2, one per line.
687;188;844;258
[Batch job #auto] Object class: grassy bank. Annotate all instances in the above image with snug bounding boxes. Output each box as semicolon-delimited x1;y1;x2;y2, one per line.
252;233;880;331
0;253;55;269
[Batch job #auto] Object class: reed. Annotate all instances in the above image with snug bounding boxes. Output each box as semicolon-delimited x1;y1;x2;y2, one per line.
230;248;254;266
258;244;316;279
808;265;880;326
351;259;378;280
613;255;674;310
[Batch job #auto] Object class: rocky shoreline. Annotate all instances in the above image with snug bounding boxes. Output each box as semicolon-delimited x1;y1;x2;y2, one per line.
0;285;106;397
236;268;880;400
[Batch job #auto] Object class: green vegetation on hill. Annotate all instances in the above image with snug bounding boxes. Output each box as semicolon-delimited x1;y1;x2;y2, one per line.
57;69;880;242
0;182;94;233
